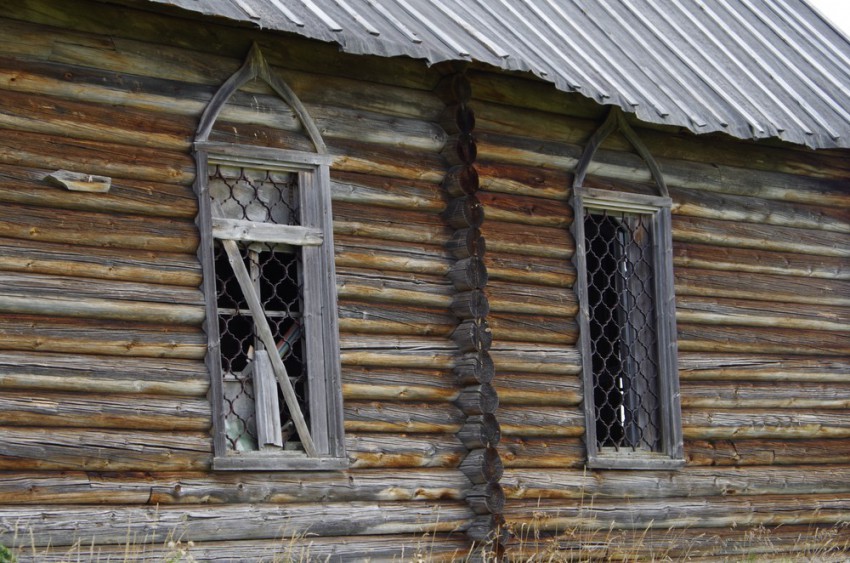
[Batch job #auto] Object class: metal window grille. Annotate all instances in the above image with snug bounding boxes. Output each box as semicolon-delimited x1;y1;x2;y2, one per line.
210;164;309;452
584;209;661;453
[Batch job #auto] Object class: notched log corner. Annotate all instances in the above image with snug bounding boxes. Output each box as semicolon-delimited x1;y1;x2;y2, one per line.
46;169;112;193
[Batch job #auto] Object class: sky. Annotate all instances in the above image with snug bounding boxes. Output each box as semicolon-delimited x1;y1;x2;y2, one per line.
807;0;850;36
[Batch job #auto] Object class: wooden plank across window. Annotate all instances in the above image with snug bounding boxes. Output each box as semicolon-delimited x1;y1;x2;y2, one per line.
212;217;323;245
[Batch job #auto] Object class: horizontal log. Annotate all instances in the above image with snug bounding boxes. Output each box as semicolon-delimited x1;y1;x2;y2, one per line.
675;267;850;306
683;409;850;439
680;381;850;409
0;314;206;359
329;137;446;183
337;268;453;307
0;128;193;185
333;201;449;246
484;253;575;288
494;375;582;407
338;302;456;338
0;162;196;218
344;401;464;434
685;438;850;466
480;222;573;259
498;406;584;438
346;433;466;469
489;344;581;375
0;391;209;431
476;131;850;208
16;534;470;563
0;427;211;471
503;494;850;531
488;313;577;345
501;465;850;500
0;350;206;396
678;353;850;383
331;172;444;212
676;295;850;332
0;502;473;547
477;190;572;228
677;323;850;356
673;242;850;280
486;281;576;316
339;336;456;369
0;469;471;505
334;235;451;276
476;159;571;200
0;237;201;286
0;201;198;252
498;438;585;468
673;215;850;258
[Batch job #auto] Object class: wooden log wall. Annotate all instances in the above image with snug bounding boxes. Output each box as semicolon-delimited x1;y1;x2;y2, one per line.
466;67;850;559
0;0;848;560
0;1;473;560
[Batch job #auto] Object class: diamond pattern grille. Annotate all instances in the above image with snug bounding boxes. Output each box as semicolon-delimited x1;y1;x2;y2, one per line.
584;209;661;452
210;164;308;452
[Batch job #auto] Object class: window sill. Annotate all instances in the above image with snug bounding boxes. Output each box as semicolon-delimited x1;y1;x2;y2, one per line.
213;453;349;471
588;452;685;471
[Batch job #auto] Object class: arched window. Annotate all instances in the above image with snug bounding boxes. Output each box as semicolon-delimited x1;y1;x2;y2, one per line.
194;45;345;470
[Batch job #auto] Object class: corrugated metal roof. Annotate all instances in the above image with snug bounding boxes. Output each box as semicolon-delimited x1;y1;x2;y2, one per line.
142;0;850;149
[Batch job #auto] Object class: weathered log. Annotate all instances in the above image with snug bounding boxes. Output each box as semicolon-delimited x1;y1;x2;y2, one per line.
439;103;475;136
459;447;504;485
346;433;466;468
673;215;850;258
494;375;582;407
0;469;473;505
680;381;850;409
476;159;571;200
0;129;193;184
0;237;201;286
673;242;850;280
488;313;578;345
450;290;490;320
435;74;472;105
331;174;444;212
675;267;850;306
498;406;585;438
443;195;484;229
477;190;573;228
338;301;456;337
0;314;206;359
0;427;211;471
452;319;493;353
677;323;850;356
455;384;499;415
683;409;850;439
676;295;850;332
0;162;196;218
457;414;501;449
503;494;850;531
498;437;585;468
481;221;573;258
0;350;207;396
333;201;449;246
443;164;480;197
686;438;850;466
337;279;452;310
340;336;456;370
453;352;495;386
16;534;470;563
447;257;488;291
442;133;477;167
678;353;850;383
0;202;198;252
467;482;505;515
0;502;473;547
344;401;464;433
501;465;850;500
330;136;446;183
486;281;577;316
343;367;456;402
484;253;575;287
447;228;486;259
0;391;209;430
466;513;508;544
489;343;582;375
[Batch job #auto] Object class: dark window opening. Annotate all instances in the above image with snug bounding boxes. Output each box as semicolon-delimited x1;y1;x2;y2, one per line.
584;209;661;453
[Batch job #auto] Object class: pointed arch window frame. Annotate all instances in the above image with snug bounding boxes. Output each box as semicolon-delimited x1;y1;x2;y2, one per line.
194;45;346;471
571;108;684;470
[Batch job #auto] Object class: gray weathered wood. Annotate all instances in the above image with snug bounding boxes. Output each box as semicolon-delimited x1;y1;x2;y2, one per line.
212;217;322;245
45;168;111;192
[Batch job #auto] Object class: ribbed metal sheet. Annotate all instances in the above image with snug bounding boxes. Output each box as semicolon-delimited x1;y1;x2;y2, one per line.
143;0;850;149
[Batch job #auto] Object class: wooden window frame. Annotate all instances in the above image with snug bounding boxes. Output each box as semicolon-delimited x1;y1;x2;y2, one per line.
573;187;684;470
